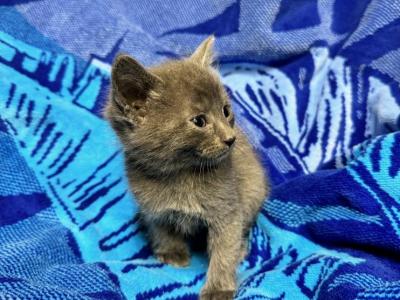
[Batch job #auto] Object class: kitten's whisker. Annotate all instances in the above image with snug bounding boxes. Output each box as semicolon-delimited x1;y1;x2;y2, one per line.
199;159;203;183
202;159;205;183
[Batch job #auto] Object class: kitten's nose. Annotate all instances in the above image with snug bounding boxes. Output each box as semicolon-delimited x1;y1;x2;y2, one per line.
224;137;236;147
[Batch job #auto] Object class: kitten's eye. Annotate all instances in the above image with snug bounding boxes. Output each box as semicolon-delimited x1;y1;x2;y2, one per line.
191;115;206;127
223;105;231;118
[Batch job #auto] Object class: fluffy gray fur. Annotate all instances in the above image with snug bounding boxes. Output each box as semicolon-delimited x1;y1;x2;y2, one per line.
104;36;269;300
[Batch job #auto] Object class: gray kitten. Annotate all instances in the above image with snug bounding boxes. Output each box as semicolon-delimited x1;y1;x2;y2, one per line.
104;36;269;300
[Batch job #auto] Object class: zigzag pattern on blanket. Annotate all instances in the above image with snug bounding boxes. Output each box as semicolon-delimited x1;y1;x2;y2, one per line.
0;1;400;299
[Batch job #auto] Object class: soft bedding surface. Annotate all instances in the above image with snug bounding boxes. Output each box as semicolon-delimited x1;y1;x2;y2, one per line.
0;1;400;299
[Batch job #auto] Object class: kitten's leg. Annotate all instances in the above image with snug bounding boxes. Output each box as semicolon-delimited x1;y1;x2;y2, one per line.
200;218;242;300
148;223;190;267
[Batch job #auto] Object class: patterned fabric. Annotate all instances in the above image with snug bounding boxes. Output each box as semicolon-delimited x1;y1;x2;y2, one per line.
0;1;399;299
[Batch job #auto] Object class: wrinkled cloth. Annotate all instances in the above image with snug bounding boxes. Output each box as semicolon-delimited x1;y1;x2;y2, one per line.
0;1;400;299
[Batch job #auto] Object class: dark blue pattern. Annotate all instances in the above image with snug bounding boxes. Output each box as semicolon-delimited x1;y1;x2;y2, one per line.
161;1;240;37
272;0;320;32
0;1;400;299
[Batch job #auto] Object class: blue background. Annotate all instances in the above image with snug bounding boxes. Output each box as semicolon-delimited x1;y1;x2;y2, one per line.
0;1;400;299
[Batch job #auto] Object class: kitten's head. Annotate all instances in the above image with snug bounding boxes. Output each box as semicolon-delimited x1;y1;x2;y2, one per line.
105;36;236;175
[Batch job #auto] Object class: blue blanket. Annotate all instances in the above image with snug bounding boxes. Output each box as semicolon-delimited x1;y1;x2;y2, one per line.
1;1;400;299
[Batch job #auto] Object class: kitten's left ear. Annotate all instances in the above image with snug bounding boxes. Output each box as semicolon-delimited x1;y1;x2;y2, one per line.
109;54;162;126
190;35;215;67
111;54;161;106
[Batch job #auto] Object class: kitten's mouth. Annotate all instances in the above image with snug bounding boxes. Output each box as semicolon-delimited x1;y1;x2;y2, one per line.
214;150;230;160
196;148;231;163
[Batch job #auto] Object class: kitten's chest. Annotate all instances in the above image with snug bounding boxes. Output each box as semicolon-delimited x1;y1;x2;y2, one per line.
133;175;207;214
135;175;210;234
130;169;231;216
152;209;207;235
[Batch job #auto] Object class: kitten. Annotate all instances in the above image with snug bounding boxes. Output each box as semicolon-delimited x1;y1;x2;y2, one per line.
104;36;269;300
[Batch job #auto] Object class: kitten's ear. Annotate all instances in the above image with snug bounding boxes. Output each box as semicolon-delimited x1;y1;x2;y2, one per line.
111;54;161;106
190;35;215;67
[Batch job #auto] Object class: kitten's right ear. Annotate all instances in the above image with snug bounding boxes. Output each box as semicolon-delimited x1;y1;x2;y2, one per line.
190;35;215;67
111;54;161;107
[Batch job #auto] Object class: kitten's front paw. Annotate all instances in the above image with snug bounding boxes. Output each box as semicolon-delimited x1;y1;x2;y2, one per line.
156;250;190;267
200;290;235;300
